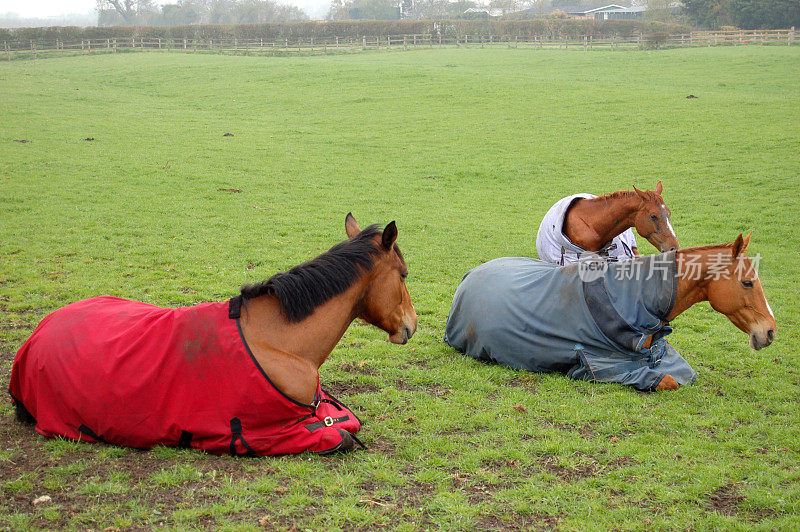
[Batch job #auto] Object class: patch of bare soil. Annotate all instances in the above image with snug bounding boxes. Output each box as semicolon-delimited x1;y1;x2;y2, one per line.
323;381;379;396
539;419;598;439
507;375;537;392
539;454;596;482
364;436;396;455
392;379;451;399
337;362;377;375
475;513;559;531
707;484;744;516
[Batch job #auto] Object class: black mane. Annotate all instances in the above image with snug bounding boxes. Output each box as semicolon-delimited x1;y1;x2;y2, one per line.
240;224;388;322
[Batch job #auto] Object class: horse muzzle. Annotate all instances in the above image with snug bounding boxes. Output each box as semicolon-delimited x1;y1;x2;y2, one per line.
750;327;776;350
389;316;417;345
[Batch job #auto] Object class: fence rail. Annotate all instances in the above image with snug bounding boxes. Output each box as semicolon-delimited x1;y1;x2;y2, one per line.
2;28;796;60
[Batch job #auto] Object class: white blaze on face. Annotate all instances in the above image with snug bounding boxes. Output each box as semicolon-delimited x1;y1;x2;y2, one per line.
661;204;677;240
766;298;775;319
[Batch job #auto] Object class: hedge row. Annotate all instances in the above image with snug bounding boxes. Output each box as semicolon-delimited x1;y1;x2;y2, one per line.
0;19;692;44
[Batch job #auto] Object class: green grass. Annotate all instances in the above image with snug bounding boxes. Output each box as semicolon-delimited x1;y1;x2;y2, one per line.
1;46;799;530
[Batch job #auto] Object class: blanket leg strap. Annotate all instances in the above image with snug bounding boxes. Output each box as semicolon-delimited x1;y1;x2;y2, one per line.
177;430;193;449
229;417;256;457
78;424;106;443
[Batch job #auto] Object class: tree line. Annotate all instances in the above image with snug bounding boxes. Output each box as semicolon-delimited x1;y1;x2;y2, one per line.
94;0;800;28
97;0;308;26
682;0;799;29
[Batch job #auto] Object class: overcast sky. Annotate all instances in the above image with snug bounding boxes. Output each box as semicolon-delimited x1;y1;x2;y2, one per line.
0;0;332;18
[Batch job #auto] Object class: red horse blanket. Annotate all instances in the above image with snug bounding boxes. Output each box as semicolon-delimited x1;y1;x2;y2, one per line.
9;296;362;456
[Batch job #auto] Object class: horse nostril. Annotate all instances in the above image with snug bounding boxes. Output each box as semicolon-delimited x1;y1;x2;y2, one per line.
669;247;677;252
767;329;775;342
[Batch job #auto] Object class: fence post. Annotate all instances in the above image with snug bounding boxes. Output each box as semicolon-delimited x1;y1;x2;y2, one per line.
790;27;795;46
403;35;407;51
362;35;366;50
583;35;587;51
113;38;117;52
637;33;641;50
5;41;10;61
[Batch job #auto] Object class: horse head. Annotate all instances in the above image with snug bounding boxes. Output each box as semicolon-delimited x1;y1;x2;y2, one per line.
704;233;776;350
632;181;679;253
345;213;417;344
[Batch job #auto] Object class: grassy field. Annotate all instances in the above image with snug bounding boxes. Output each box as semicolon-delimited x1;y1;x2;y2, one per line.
1;46;798;530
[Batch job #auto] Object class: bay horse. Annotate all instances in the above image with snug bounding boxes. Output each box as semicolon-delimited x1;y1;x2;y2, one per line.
445;234;775;392
536;182;680;265
10;213;417;455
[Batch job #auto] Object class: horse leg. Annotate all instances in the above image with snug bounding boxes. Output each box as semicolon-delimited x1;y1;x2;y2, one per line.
655;374;679;391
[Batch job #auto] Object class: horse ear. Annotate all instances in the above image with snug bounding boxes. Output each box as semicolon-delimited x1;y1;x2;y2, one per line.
345;212;361;239
382;221;398;250
655;181;663;195
633;185;648;201
731;233;747;258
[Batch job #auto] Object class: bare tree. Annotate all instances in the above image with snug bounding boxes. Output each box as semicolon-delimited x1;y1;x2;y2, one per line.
96;0;156;25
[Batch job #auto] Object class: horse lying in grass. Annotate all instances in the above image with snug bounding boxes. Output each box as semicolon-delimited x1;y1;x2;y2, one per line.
445;234;775;391
10;213;417;455
536;182;679;265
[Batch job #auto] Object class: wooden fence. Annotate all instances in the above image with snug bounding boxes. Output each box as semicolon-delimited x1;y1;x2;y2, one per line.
2;28;796;60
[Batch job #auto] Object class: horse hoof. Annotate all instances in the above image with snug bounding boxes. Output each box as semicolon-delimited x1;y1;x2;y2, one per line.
317;430;361;455
655;374;679;391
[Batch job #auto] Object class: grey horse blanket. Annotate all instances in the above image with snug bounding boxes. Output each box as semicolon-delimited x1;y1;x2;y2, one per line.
444;252;696;391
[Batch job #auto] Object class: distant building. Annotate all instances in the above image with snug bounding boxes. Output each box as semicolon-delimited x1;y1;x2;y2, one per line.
464;7;506;17
517;4;647;20
589;5;647;20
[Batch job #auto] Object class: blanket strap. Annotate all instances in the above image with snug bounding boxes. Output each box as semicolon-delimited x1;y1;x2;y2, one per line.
177;430;193;448
78;424;106;443
304;415;350;433
229;417;256;457
350;432;367;450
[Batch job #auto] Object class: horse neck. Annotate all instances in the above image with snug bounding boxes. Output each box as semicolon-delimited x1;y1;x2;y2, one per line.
567;192;640;251
243;275;370;370
666;247;722;321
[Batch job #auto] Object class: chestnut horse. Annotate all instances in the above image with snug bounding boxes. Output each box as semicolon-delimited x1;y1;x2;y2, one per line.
657;233;776;389
11;213;417;454
537;182;680;265
445;233;775;392
238;213;418;404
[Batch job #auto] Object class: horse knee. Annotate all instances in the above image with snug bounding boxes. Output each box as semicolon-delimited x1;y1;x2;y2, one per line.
655;374;679;391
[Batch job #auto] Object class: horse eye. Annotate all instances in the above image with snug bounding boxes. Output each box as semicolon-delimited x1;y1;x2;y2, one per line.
741;280;754;288
401;272;408;280
650;214;659;222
